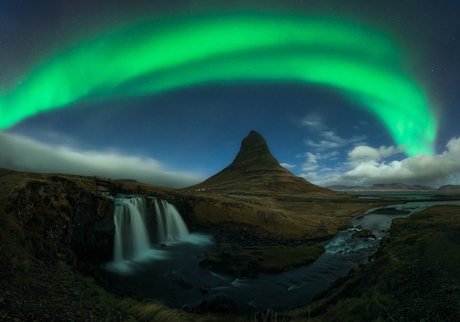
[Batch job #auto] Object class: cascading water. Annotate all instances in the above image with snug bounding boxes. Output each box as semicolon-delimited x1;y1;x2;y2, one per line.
109;195;196;267
113;197;151;262
106;195;211;276
154;199;190;242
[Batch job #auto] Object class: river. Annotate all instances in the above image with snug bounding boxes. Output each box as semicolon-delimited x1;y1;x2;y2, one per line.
105;194;460;313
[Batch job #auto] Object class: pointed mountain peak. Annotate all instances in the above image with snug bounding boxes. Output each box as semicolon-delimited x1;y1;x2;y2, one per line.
187;130;337;196
228;130;279;170
241;130;268;150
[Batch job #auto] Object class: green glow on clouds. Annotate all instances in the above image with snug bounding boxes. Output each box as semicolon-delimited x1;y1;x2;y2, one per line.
0;12;436;156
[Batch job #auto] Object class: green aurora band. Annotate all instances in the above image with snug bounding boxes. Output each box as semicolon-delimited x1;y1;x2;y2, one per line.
0;12;436;156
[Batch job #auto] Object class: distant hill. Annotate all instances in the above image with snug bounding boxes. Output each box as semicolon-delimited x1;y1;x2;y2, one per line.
438;185;460;191
327;183;436;191
326;185;365;190
413;184;436;191
369;183;424;191
187;130;343;197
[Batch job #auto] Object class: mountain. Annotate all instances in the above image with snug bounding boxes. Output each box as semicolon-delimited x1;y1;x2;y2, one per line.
328;183;436;191
326;185;365;190
187;130;339;196
413;184;436;191
438;185;460;191
369;183;424;191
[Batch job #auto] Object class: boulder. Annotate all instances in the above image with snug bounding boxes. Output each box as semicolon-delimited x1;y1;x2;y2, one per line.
353;229;376;239
200;286;211;294
174;277;193;290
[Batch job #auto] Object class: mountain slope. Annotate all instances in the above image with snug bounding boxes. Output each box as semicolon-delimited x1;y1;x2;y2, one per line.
328;183;436;191
187;130;341;197
438;185;460;191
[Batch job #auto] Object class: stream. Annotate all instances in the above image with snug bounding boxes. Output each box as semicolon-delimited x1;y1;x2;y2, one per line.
105;197;460;313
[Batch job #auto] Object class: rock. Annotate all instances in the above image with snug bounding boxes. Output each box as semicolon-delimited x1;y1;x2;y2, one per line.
199;257;212;268
352;229;376;239
70;194;116;264
200;286;211;294
160;243;167;248
258;211;280;222
96;186;110;192
175;277;193;290
355;224;363;229
182;305;196;313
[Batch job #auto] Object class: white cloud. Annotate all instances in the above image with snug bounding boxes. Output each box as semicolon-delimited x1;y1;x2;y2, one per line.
301;114;327;131
302;137;460;188
0;133;203;188
300;172;320;181
300;151;340;172
306;131;367;150
280;163;297;170
298;151;339;159
348;145;406;167
322;151;340;160
301;152;318;171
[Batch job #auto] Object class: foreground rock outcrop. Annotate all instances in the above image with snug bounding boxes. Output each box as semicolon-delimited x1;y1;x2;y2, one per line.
1;172;115;269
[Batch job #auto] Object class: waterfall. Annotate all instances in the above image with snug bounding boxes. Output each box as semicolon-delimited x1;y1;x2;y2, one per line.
107;195;212;275
111;196;192;264
154;199;190;242
113;197;150;262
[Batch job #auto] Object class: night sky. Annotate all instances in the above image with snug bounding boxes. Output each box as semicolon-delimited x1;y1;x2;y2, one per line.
1;0;459;188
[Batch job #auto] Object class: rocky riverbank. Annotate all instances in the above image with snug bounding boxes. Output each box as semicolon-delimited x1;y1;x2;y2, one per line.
285;204;460;321
200;243;325;278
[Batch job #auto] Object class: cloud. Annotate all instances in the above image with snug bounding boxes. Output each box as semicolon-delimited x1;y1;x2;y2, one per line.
301;153;319;171
302;137;460;188
301;114;366;152
348;145;406;167
280;163;297;170
306;131;367;150
299;151;340;172
301;114;327;131
297;151;339;159
321;151;340;160
0;133;203;188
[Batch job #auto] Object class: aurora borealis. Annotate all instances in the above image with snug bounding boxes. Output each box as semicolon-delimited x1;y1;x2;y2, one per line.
1;12;435;156
1;0;459;188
